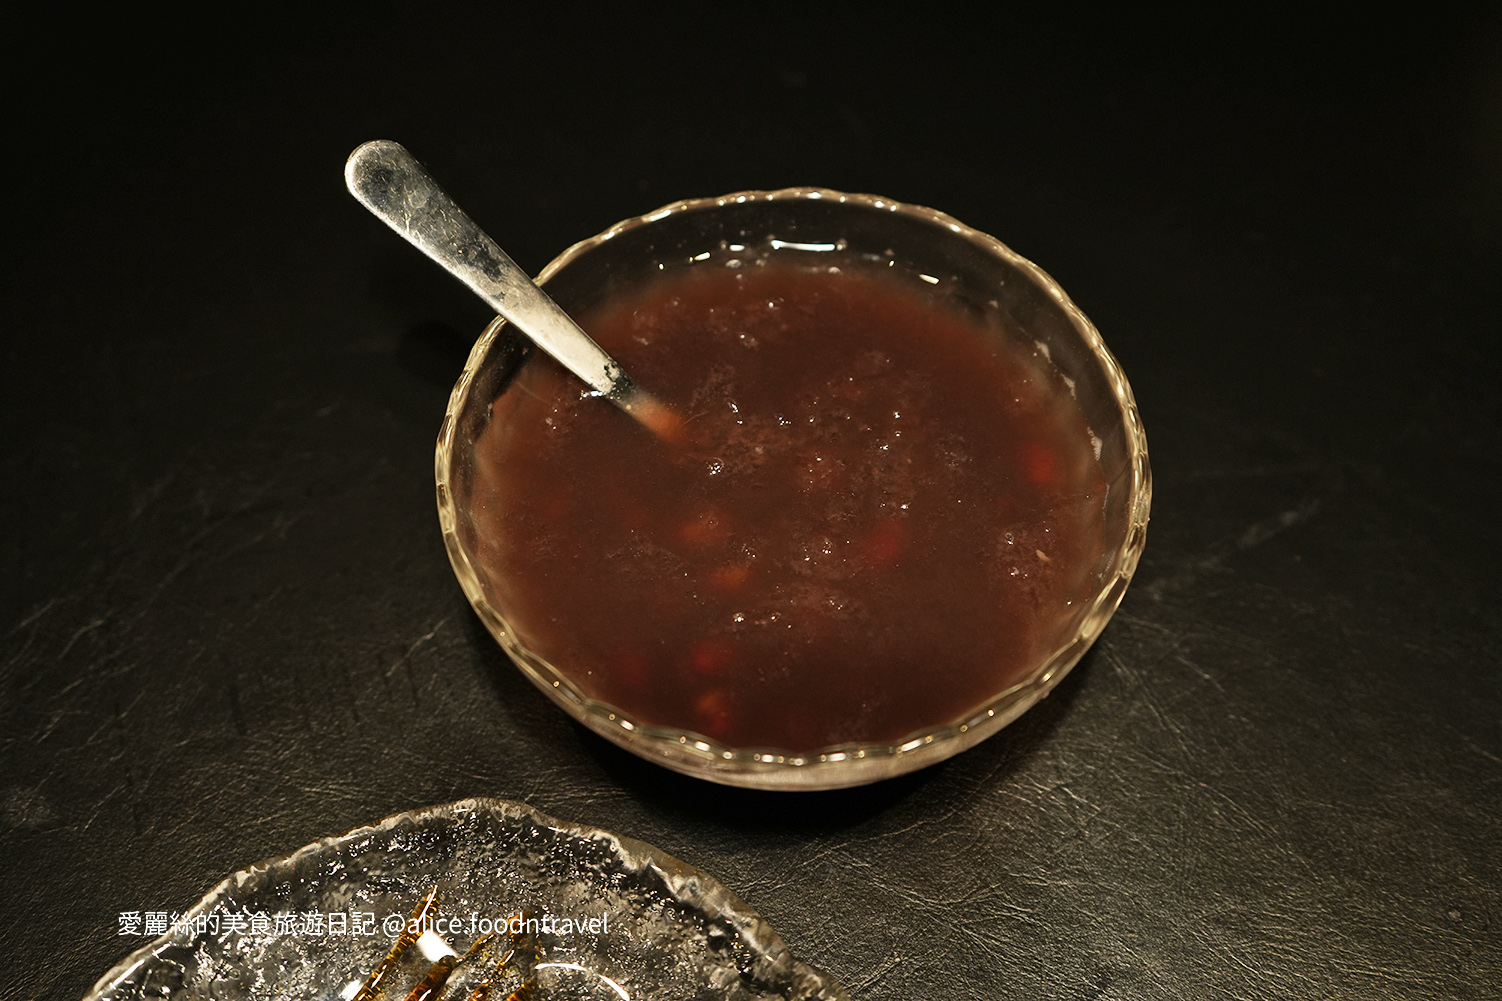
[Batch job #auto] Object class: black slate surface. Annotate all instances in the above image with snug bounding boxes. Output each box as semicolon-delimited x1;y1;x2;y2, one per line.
4;9;1499;999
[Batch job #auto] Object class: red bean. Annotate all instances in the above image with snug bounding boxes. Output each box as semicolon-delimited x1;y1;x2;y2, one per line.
688;636;733;675
709;564;750;592
679;508;732;546
1021;441;1056;486
863;519;908;568
694;688;734;739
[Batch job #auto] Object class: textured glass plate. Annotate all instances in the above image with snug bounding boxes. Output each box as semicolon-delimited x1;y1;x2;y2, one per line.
88;798;848;1000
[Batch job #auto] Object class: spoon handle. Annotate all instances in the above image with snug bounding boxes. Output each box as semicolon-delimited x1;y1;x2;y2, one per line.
344;140;639;405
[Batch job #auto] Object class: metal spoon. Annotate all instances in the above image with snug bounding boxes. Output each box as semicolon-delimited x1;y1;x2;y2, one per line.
344;140;681;440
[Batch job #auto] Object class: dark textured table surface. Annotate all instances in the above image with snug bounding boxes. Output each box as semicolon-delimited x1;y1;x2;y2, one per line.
5;10;1499;1000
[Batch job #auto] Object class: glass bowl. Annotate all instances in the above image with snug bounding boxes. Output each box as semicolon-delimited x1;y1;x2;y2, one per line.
88;798;848;1000
435;188;1150;790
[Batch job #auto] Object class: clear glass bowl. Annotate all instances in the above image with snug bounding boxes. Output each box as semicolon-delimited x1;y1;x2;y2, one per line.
435;189;1150;790
88;798;848;1000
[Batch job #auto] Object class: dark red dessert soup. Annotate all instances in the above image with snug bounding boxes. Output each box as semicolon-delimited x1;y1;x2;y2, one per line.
470;255;1107;752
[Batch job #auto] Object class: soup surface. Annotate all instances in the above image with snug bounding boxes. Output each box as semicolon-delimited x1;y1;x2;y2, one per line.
470;256;1107;751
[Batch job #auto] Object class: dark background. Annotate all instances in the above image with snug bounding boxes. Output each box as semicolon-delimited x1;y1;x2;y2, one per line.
4;8;1499;999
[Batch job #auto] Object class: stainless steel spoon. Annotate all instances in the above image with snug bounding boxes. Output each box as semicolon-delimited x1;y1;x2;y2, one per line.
345;140;680;439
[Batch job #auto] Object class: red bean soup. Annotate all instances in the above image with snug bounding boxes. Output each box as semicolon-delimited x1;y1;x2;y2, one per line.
470;256;1108;753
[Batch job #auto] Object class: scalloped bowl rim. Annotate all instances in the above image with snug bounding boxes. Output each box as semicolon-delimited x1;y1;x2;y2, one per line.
87;797;847;1000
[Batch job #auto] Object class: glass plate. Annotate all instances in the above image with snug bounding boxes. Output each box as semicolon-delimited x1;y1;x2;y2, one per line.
88;798;848;1000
